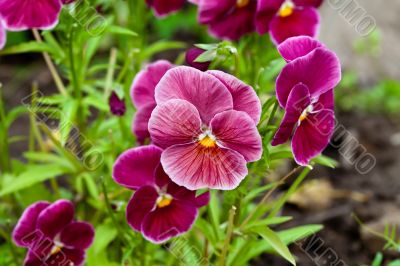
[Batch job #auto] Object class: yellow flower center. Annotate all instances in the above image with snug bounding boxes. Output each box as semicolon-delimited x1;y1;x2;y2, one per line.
156;194;173;208
199;135;216;148
50;244;63;256
279;1;295;17
299;105;313;123
236;0;250;8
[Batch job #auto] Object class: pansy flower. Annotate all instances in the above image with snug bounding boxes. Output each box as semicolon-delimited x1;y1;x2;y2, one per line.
148;66;262;190
146;0;185;17
195;0;257;40
131;60;175;143
109;91;126;116
0;0;64;31
12;200;94;266
112;145;210;243
272;36;341;165
256;0;323;44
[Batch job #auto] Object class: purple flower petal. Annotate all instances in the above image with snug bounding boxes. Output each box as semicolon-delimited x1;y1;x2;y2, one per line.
316;89;334;111
148;99;202;149
197;0;233;24
185;48;211;71
108;91;126;116
195;192;210;207
161;143;248;190
293;0;323;8
0;0;63;31
146;0;185;17
126;186;158;231
276;47;341;108
0;22;6;50
141;200;198;243
278;36;324;62
131;60;174;109
270;7;320;44
206;2;257;40
211;110;262;162
207;70;262;124
60;222;95;250
292;109;335;165
46;248;85;266
132;102;156;144
255;0;284;34
12;201;50;247
36;200;74;239
155;66;233;125
272;83;311;146
112;145;162;189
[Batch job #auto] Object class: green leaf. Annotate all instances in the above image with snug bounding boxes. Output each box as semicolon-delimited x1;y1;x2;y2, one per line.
388;260;400;266
0;42;56;55
0;164;66;196
194;49;216;63
371;252;383;266
312;155;338;168
194;43;218;50
107;25;138;37
244;217;292;231
252;226;296;265
141;41;186;60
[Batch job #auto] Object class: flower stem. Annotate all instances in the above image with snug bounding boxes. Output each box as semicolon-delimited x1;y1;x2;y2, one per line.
32;29;67;96
239;166;302;230
218;206;237;266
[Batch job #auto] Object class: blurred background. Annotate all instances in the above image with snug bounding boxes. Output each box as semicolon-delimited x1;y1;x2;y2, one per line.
1;0;399;265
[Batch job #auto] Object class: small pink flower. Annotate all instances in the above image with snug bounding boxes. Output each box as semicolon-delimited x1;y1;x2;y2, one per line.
195;0;257;40
146;0;186;17
272;36;341;165
112;145;209;243
0;0;63;31
12;200;94;266
256;0;322;44
130;60;175;143
148;66;262;190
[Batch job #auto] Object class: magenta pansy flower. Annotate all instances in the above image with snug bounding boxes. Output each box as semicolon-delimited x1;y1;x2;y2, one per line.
0;0;63;31
256;0;322;44
130;60;175;143
148;66;262;190
272;36;341;165
146;0;185;17
12;200;94;266
195;0;257;40
113;145;210;243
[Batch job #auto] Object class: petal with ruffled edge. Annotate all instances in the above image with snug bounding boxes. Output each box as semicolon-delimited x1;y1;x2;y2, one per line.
161;143;248;190
12;201;50;247
112;145;162;189
131;60;174;109
36;200;74;239
60;222;94;250
146;0;185;17
270;7;320;45
276;47;341;108
278;36;324;62
211;110;262;162
272;83;311;146
293;0;323;8
206;2;257;41
132;102;156;144
155;66;233;125
141;200;198;243
207;70;261;124
0;0;63;31
292;109;335;165
126;186;158;231
255;0;284;34
149;99;202;149
0;22;6;50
